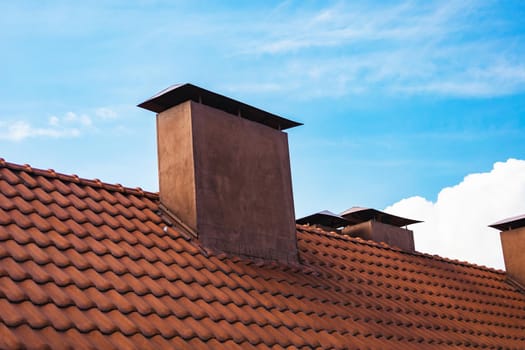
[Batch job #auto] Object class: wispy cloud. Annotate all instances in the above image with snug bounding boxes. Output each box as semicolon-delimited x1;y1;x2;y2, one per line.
0;120;80;141
0;107;119;142
95;107;118;120
224;1;525;98
395;62;525;97
242;1;463;55
4;1;521;100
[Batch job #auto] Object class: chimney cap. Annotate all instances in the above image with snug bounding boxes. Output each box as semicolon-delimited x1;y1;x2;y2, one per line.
489;213;525;231
340;206;422;227
296;210;350;228
138;83;302;131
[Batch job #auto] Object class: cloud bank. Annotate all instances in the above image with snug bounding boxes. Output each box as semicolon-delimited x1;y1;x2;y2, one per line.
385;159;525;269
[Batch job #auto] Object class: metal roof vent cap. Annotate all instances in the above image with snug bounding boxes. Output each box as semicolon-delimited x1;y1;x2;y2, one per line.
296;210;351;232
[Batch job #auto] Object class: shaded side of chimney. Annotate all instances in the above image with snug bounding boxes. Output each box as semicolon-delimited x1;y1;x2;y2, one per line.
341;221;415;252
144;84;300;264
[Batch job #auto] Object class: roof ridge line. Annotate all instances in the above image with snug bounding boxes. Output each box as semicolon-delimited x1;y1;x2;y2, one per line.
0;157;159;200
296;224;506;275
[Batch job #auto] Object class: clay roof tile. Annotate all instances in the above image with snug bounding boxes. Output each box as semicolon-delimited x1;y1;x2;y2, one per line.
1;159;525;348
0;323;24;350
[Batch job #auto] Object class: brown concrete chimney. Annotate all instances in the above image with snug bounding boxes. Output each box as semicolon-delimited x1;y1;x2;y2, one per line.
340;207;421;252
490;214;525;288
138;84;301;263
296;207;421;252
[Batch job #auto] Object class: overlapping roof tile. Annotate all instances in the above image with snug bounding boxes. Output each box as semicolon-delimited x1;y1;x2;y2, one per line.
1;158;525;349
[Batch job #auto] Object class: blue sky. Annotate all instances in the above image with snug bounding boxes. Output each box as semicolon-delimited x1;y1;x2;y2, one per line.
1;1;525;267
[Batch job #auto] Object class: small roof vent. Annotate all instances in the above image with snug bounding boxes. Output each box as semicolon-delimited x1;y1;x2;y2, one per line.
297;206;421;251
138;83;302;130
489;214;525;231
340;206;421;227
296;210;350;228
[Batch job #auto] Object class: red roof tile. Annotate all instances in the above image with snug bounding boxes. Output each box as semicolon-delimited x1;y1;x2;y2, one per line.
1;159;525;348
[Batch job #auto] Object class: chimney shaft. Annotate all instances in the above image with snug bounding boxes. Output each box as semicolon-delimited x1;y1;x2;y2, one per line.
500;227;525;287
140;84;300;263
490;214;525;288
341;221;415;252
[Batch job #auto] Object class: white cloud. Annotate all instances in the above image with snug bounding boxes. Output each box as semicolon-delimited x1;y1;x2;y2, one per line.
385;159;525;269
0;107;118;142
0;121;80;141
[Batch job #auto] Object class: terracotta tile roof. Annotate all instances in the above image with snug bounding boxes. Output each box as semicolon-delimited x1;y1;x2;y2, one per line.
1;158;525;349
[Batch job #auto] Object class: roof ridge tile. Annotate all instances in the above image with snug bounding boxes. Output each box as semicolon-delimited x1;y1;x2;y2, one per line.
0;158;159;200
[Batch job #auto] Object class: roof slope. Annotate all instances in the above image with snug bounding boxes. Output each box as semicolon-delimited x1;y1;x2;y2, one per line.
1;159;525;349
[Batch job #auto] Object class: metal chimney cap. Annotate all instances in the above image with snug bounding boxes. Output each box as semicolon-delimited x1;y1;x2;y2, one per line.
296;210;351;228
340;206;422;227
489;213;525;231
138;83;302;131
